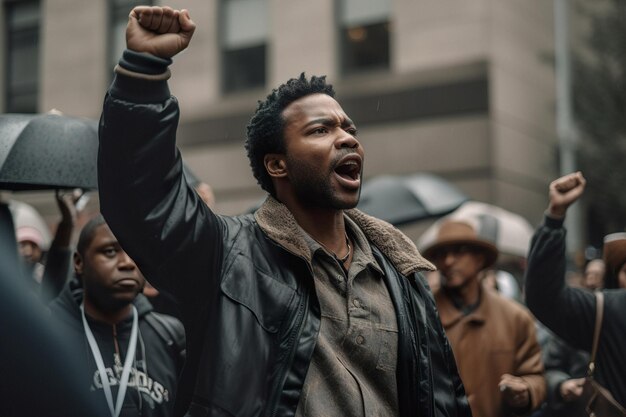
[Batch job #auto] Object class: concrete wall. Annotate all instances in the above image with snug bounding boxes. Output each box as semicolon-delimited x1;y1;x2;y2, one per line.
394;0;489;72
40;0;107;117
487;0;557;223
269;0;337;85
168;0;221;120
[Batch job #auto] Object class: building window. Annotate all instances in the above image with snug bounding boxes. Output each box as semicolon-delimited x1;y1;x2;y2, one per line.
108;0;153;73
339;0;391;75
4;0;40;113
221;0;267;93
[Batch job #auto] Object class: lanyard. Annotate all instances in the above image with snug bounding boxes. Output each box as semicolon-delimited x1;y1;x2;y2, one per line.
81;303;139;417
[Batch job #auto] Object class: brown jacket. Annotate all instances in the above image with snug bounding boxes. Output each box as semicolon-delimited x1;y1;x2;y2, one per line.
435;287;546;417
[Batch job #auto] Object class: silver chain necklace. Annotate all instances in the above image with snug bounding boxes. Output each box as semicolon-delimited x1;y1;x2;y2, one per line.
316;232;351;264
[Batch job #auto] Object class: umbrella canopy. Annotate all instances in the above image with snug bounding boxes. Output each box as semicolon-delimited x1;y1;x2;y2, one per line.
0;113;98;190
356;173;468;225
417;201;534;258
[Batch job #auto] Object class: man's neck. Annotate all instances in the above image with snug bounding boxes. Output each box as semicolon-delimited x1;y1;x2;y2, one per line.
83;297;133;326
444;277;481;311
281;198;348;255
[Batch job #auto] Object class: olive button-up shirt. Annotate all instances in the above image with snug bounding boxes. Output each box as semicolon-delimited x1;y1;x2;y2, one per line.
295;218;399;417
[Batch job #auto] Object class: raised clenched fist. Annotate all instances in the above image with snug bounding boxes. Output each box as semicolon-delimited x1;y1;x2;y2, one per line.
547;171;586;218
126;6;196;59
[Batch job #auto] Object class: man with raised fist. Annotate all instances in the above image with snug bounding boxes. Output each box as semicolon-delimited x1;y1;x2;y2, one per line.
98;6;472;417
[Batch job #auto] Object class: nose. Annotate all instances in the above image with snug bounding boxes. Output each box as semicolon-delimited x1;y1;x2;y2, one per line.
335;130;360;149
117;251;137;270
443;252;457;267
19;243;33;258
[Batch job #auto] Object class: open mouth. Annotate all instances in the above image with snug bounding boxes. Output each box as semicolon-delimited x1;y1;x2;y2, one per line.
334;156;362;182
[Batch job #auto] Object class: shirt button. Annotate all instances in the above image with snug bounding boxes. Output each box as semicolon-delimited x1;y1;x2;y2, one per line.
356;335;365;345
353;298;361;308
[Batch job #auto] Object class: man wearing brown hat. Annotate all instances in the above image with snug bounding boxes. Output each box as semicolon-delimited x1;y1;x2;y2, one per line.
423;217;546;417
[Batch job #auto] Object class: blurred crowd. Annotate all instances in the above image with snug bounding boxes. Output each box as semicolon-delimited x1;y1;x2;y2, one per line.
1;5;625;416
2;170;625;417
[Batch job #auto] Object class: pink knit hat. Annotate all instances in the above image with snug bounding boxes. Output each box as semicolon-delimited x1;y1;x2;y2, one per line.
16;226;45;248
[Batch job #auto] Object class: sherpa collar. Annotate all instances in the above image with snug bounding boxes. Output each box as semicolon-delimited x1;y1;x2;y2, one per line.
254;196;435;276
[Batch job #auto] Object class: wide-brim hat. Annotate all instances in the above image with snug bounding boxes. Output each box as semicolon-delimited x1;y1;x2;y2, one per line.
603;232;626;289
422;219;499;268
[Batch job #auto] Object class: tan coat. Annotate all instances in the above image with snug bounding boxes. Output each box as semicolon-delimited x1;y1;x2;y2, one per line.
434;287;546;417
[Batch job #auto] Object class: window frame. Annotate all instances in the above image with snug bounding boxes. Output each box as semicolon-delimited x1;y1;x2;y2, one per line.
4;0;41;113
219;0;268;94
337;0;392;76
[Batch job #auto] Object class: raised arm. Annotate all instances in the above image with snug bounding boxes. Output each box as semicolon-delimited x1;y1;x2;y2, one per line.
525;172;596;352
98;6;221;307
41;190;82;300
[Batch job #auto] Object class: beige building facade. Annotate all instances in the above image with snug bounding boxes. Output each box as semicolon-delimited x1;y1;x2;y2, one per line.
1;0;558;243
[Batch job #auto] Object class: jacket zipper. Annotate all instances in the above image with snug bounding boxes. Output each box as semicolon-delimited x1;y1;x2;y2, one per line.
268;284;309;417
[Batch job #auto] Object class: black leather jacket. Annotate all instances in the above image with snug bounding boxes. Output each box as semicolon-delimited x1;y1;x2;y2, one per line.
98;56;471;417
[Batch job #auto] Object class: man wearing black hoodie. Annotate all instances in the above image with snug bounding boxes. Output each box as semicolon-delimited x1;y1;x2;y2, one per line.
49;215;185;417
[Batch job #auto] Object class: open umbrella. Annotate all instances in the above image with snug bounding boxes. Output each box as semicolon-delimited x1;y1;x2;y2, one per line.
417;201;534;257
0;113;98;190
356;173;468;225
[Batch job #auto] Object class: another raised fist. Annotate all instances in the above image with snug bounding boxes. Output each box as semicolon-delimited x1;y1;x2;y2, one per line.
547;171;586;218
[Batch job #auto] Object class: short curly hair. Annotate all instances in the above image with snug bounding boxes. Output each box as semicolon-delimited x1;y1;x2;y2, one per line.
245;73;335;197
77;214;107;258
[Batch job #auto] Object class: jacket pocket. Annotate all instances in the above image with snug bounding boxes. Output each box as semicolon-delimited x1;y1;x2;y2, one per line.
220;253;297;333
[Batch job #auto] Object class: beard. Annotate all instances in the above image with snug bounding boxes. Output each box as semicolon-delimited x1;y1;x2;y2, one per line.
286;152;361;210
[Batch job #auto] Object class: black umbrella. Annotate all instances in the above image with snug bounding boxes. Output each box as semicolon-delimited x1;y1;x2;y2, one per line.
0;113;98;190
357;173;468;225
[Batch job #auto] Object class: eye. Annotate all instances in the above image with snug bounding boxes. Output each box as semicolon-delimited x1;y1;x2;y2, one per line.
450;245;471;255
310;127;328;135
346;127;358;136
102;247;118;257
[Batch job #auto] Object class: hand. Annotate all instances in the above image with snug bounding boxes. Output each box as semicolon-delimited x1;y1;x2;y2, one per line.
499;374;531;409
53;189;85;249
547;171;586;218
55;189;84;226
143;280;160;298
559;377;585;402
126;6;196;58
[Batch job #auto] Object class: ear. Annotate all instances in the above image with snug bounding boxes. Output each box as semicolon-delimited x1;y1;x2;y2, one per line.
264;153;288;179
74;252;84;275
